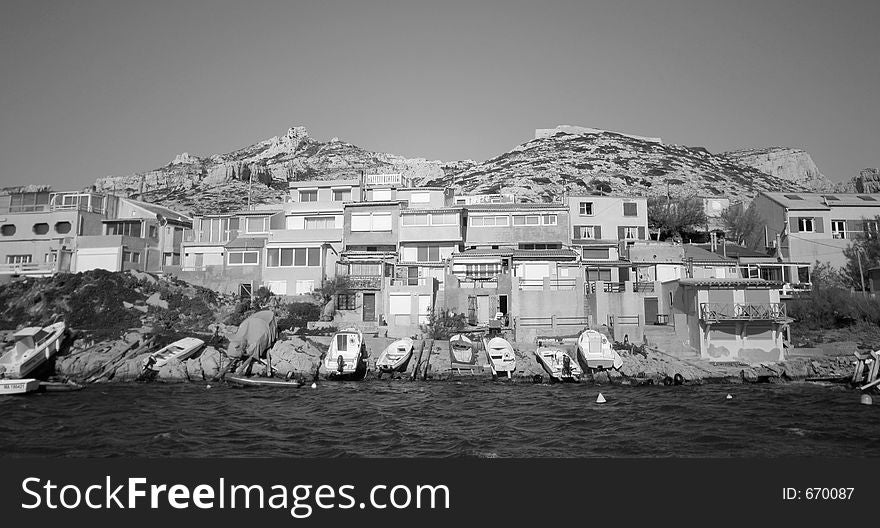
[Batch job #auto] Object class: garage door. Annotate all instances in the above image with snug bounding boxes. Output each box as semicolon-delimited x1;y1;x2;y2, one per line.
75;248;120;272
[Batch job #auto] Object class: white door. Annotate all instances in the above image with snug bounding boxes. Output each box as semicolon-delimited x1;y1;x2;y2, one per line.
75;248;121;272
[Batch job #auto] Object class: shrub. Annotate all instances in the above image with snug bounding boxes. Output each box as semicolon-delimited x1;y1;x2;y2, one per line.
276;302;322;333
420;308;467;340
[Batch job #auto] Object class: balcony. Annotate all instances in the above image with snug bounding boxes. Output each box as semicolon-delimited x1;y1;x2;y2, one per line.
0;262;58;276
364;173;410;187
344;275;383;290
632;282;655;293
517;278;577;291
699;303;787;323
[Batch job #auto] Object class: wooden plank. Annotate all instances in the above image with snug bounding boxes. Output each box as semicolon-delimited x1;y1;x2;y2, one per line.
860;377;880;391
410;340;426;381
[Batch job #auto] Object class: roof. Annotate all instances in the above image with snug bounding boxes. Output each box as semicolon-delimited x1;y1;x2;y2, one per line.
681;245;737;264
13;327;43;337
456;248;515;257
581;259;632;266
122;198;192;224
400;207;463;215
629;243;736;265
761;192;880;210
465;203;567;212
693;243;769;259
225;237;266;249
344;200;405;208
288;179;360;188
676;278;784;289
512;249;579;260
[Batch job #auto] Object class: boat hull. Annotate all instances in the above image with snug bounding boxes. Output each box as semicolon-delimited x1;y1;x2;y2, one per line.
324;329;368;380
0;378;40;395
535;348;583;382
376;339;414;373
484;337;516;376
576;330;623;371
449;335;477;365
226;375;303;388
1;322;67;379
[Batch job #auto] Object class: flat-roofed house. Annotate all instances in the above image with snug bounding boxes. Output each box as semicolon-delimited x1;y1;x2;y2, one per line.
753;192;880;270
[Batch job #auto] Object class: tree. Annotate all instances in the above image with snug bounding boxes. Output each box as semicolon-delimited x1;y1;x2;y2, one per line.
647;196;708;240
720;202;764;249
420;308;467;340
842;216;880;290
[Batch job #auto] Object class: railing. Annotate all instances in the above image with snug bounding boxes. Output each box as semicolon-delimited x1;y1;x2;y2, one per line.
457;277;498;289
391;277;430;287
364;173;409;187
517;315;590;328
344;275;383;290
608;314;640;327
632;282;655;293
699;303;787;323
518;278;577;291
604;281;625;293
0;263;57;275
6;193;107;215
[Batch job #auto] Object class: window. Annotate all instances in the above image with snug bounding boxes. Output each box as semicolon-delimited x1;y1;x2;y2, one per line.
349;263;382;276
431;212;458;225
299;189;318;202
148;225;158;239
859;195;877;201
402;213;429;226
623;227;639;240
513;215;540;226
245;216;269;234
332;188;352;202
579;202;593;216
623;202;638;216
266;247;321;267
228;251;259;265
831;220;846;239
295;280;315;295
470;215;509;227
264;281;287;295
163;252;180;266
822;195;839;201
586;268;613;281
5;255;32;264
519;243;560;250
106;221;142;237
122;250;141;263
304;216;335;230
1;224;16;236
542;214;557;225
574;226;599;239
9;192;49;212
582;248;610;259
417;246;441;262
45;252;58;264
798;218;814;232
351;212;392;232
32;223;49;235
784;194;803;200
54;221;71;234
336;294;356;310
410;192;430;203
464;263;502;277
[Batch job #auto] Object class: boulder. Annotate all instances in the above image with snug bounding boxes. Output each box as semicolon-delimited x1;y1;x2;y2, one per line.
146;292;169;310
158;359;189;381
185;357;204;380
199;347;222;379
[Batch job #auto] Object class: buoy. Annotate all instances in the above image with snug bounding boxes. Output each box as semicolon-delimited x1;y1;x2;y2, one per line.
596;393;606;404
860;394;873;405
310;382;317;389
726;393;733;400
206;384;211;389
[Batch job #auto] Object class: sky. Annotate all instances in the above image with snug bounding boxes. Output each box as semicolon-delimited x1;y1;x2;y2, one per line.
0;0;878;189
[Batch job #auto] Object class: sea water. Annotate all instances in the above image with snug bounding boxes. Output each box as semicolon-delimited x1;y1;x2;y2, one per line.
1;381;878;457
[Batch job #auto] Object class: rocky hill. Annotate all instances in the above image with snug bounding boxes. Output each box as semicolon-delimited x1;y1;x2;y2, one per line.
721;147;835;192
93;126;465;214
91;124;832;212
422;128;810;202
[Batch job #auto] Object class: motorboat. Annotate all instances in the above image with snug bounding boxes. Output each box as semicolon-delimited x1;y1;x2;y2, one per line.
449;334;476;365
142;337;205;372
484;336;516;378
576;329;623;371
324;328;367;380
376;338;414;374
535;343;583;382
226;375;303;388
0;378;40;395
0;322;67;379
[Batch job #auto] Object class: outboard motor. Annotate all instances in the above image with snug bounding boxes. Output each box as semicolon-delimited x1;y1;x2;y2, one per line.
337;354;346;374
562;354;571;377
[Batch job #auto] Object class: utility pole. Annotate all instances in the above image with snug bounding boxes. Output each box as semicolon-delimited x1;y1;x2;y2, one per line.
857;248;867;295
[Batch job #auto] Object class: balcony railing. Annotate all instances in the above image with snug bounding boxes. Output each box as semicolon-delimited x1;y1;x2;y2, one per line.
344;275;383;290
391;277;431;287
608;314;640;327
632;282;655;293
518;278;577;291
364;173;409;187
604;281;625;293
457;277;499;289
699;303;787;323
0;263;58;275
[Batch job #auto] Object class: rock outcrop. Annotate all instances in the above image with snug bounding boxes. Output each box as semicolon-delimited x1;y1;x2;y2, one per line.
721;147;835;192
836;168;880;194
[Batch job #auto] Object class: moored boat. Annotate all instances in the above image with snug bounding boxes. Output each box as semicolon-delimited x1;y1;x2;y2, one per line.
0;322;67;379
324;328;367;380
576;329;623;371
484;336;516;378
226;375;303;388
0;378;40;395
449;334;476;365
376;338;414;374
535;343;583;382
142;337;206;372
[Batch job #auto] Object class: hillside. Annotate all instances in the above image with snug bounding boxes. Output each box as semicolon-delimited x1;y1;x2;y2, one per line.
422;129;809;202
91;124;826;213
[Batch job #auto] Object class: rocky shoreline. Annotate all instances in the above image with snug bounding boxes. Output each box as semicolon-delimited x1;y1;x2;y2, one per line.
48;331;856;387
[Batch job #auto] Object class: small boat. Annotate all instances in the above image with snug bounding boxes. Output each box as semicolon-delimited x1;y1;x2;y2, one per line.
535;344;583;382
226;375;303;388
0;378;40;395
142;337;205;372
0;322;67;379
484;336;516;378
449;334;477;365
39;380;85;392
376;338;414;374
324;328;367;380
576;329;623;371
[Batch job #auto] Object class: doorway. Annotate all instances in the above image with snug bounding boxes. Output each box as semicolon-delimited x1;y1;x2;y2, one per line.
644;297;659;325
362;293;376;322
